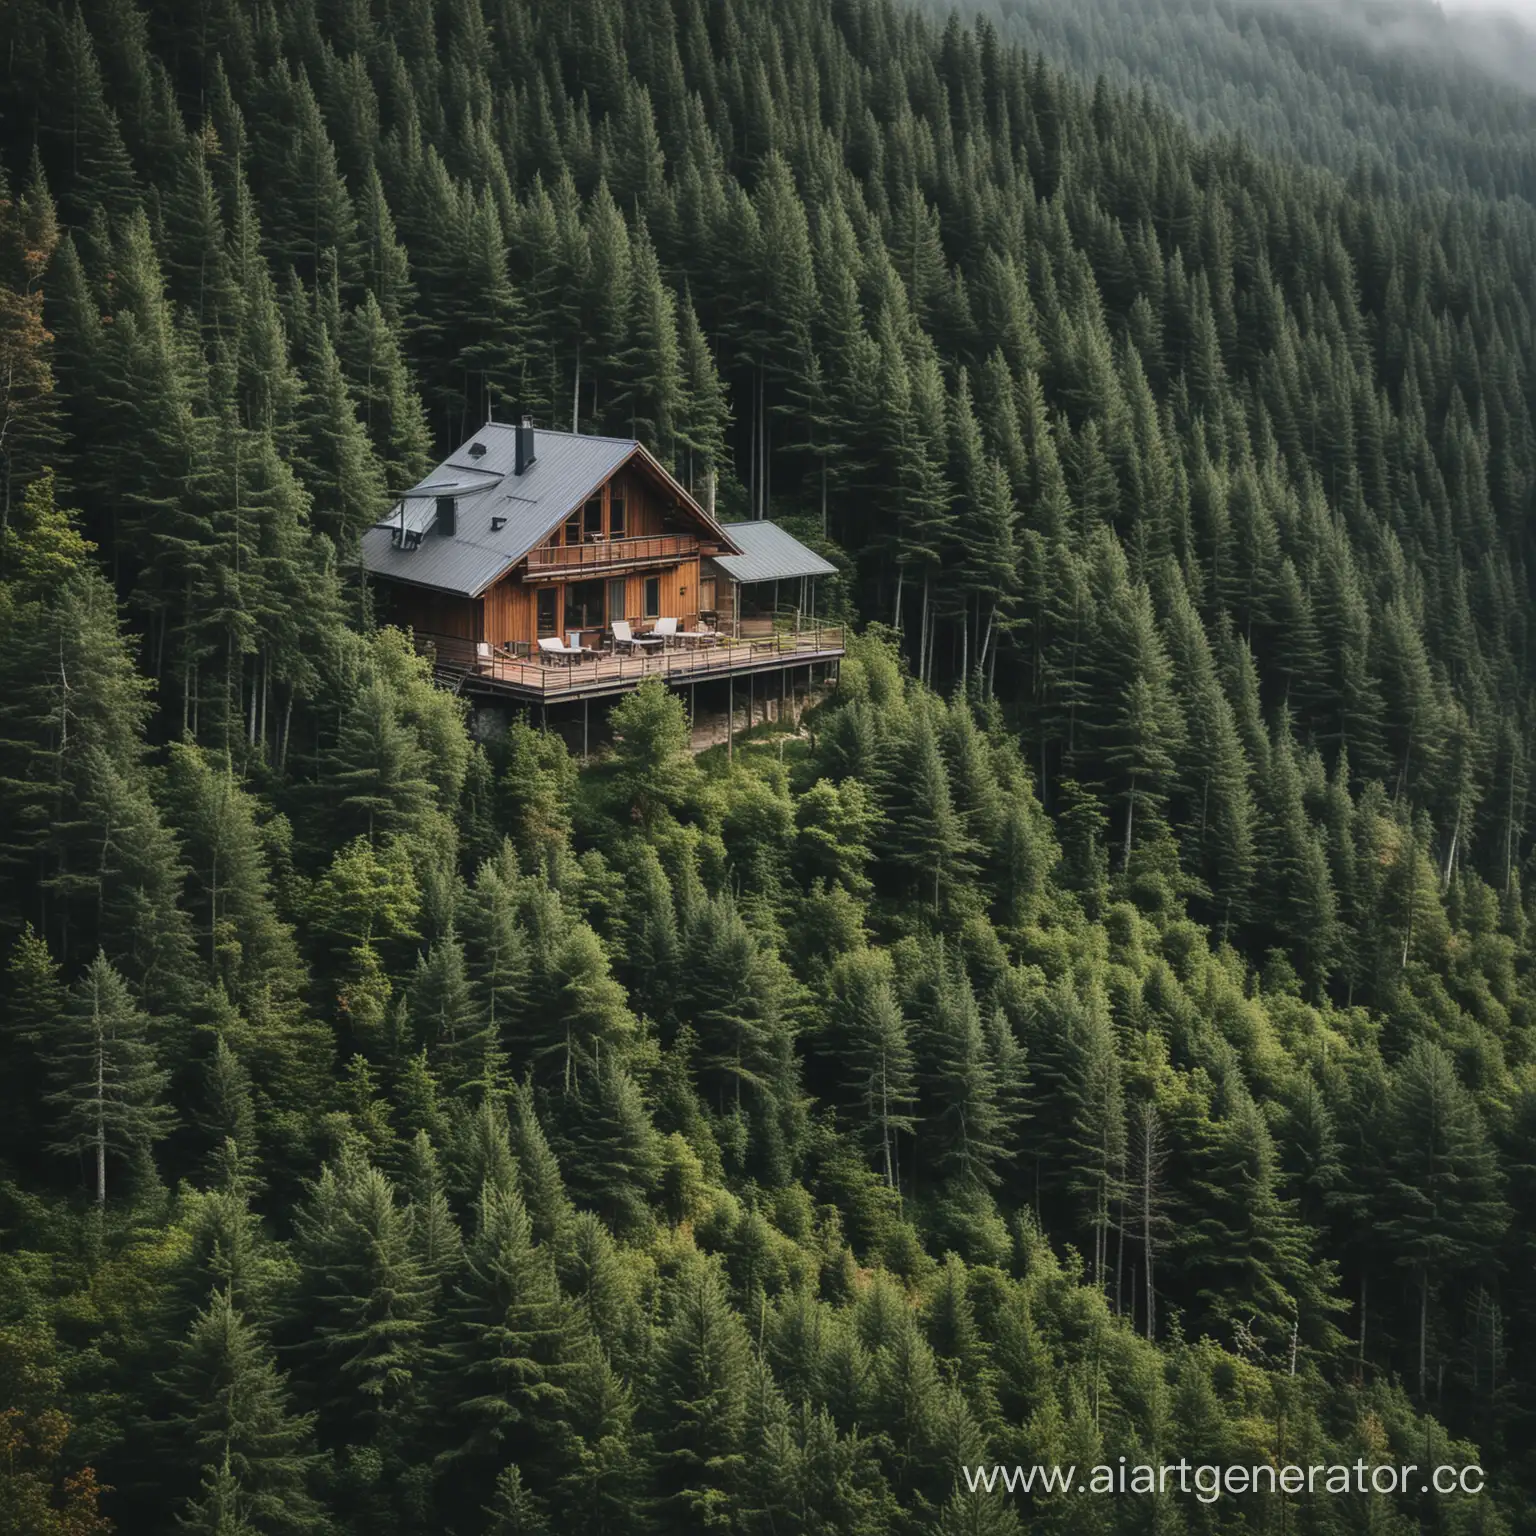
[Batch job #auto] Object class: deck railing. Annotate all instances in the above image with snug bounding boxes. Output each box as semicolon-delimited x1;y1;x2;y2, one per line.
423;624;845;698
525;533;699;571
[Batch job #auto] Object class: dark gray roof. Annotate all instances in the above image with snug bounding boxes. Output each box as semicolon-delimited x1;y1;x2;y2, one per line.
713;520;837;584
361;425;638;597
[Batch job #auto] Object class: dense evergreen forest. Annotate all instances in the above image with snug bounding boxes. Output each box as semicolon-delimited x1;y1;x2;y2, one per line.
951;0;1536;198
2;0;1536;1529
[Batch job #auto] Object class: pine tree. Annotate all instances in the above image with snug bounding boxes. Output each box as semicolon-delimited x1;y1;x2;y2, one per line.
875;700;975;915
0;155;60;526
554;1053;661;1237
161;743;303;1010
329;679;436;845
407;928;492;1095
674;892;796;1152
0;924;63;1173
909;950;1004;1193
605;679;700;832
160;1288;326;1534
440;1176;571;1498
484;1465;551;1536
340;293;433;494
1020;980;1125;1292
1382;1041;1507;1399
287;1145;434;1444
293;325;387;551
1077;533;1185;868
647;1253;754;1533
45;951;172;1205
819;949;916;1190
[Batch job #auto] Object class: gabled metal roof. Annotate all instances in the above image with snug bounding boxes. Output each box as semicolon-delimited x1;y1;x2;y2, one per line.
360;425;733;598
713;520;837;584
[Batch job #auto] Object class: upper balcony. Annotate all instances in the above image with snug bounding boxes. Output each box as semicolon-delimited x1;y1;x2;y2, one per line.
525;532;699;573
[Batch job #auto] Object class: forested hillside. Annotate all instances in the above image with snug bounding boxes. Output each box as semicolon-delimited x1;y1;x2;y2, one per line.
2;0;1535;1530
947;0;1536;198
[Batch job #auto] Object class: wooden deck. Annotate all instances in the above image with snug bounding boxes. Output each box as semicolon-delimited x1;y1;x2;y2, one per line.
424;625;845;701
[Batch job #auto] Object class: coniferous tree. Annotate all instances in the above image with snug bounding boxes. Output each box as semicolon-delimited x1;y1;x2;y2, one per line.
287;1145;434;1446
647;1253;754;1533
1382;1041;1507;1399
45;950;172;1205
159;1288;326;1534
440;1175;571;1502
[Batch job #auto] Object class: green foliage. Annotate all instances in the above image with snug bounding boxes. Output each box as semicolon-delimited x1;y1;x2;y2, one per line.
5;0;1536;1530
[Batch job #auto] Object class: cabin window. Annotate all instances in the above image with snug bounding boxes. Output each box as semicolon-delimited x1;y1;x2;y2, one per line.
643;576;660;620
583;497;603;537
608;491;626;537
566;578;605;630
607;578;627;626
699;576;716;614
536;587;558;637
563;513;581;544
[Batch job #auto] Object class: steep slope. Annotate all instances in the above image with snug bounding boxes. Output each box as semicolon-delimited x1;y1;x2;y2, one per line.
1;0;1535;1531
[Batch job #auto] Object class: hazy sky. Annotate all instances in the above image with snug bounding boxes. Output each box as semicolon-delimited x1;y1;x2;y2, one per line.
1438;0;1536;17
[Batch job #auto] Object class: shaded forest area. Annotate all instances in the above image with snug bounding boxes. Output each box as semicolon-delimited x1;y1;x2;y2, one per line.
2;0;1536;1530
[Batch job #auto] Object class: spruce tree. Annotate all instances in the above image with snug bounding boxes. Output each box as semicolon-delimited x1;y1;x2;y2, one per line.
1382;1041;1507;1399
160;1288;326;1534
45;951;173;1205
647;1253;754;1533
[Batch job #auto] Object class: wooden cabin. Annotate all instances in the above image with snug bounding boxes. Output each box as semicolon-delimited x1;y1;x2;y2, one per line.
363;419;844;702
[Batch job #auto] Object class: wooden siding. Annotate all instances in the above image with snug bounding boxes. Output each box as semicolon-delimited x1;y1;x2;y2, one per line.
529;463;696;561
618;557;700;626
702;557;738;635
481;555;702;649
483;576;531;651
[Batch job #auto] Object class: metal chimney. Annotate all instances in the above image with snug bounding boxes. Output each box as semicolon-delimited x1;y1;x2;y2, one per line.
514;415;536;475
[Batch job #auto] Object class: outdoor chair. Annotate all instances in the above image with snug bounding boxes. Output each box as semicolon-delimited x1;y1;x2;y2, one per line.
538;636;577;666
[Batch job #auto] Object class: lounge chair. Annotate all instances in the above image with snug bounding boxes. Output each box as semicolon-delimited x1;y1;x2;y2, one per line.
537;636;577;666
652;616;678;647
612;619;638;655
476;642;493;665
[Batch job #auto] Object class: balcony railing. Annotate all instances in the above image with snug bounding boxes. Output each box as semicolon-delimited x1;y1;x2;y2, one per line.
421;624;846;699
526;533;699;571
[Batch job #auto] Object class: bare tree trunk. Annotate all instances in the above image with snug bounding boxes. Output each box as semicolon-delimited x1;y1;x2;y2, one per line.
572;343;581;433
94;1033;106;1206
920;571;930;680
1442;796;1461;890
